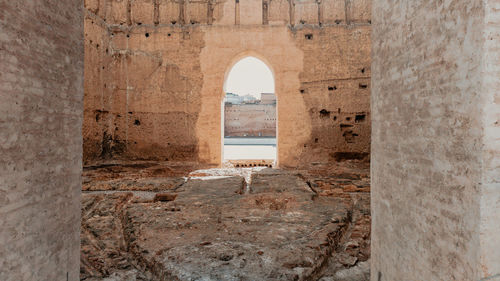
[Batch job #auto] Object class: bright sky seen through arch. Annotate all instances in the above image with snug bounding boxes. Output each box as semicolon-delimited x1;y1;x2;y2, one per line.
225;57;275;98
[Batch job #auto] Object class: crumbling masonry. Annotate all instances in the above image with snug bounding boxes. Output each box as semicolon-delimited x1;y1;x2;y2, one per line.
83;0;372;167
0;0;499;281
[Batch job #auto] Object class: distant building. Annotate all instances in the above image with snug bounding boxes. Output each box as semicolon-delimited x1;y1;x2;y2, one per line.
225;93;243;104
225;93;259;105
242;94;257;103
224;103;276;137
224;92;277;137
260;93;276;104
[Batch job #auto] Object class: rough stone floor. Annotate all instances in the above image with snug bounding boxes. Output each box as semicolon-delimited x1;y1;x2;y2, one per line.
80;161;371;281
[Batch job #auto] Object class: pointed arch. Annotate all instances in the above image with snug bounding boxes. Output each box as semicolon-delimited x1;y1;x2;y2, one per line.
222;52;276;98
221;52;278;163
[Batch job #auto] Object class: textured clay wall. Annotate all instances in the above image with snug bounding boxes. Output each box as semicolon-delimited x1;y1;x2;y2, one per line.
224;104;276;137
0;1;83;280
83;0;371;167
480;1;500;278
372;1;498;280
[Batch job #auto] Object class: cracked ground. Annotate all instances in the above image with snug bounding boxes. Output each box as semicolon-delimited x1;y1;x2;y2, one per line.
80;161;370;281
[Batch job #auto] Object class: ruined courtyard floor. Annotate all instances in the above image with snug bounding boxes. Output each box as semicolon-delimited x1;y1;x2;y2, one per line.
80;161;371;281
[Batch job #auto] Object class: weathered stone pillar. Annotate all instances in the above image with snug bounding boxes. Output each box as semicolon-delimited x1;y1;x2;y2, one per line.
317;0;323;26
154;0;160;25
179;0;186;24
0;0;83;280
344;0;350;25
262;0;269;25
371;0;499;280
235;0;240;25
207;0;215;25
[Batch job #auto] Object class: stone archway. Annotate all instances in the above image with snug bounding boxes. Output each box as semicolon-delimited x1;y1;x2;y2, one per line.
195;26;311;168
221;54;277;162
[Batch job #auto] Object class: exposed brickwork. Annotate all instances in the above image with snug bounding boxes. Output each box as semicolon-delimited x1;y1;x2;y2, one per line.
0;0;83;280
371;1;498;280
480;1;500;278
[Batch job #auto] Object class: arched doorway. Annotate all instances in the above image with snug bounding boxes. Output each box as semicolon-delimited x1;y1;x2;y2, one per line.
221;56;277;164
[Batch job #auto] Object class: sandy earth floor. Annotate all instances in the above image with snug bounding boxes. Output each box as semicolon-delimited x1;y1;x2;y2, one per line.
80;161;370;281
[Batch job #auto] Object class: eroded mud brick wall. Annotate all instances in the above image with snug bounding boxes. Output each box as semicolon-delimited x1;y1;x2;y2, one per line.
0;1;83;280
84;0;371;167
372;0;500;280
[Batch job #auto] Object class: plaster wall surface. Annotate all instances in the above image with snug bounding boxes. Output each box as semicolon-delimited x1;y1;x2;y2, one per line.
372;1;499;280
83;0;372;167
0;0;83;280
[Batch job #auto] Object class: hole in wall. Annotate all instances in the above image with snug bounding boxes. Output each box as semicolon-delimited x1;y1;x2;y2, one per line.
320;109;330;118
328;86;337;91
359;83;368;89
340;124;353;129
343;131;358;143
332;152;368;161
171;20;177;24
335;19;341;24
134;119;141;126
305;34;313;40
355;114;366;123
145;33;150;37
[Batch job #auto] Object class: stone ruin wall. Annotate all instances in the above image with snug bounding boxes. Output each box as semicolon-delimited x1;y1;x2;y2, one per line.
224;104;276;137
0;0;83;280
371;1;500;280
83;0;371;167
